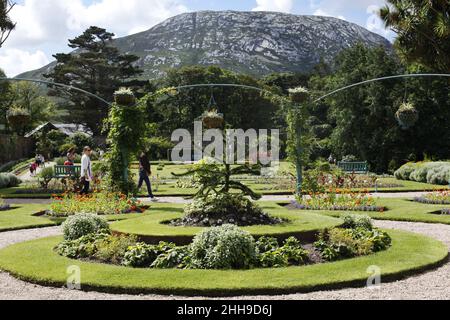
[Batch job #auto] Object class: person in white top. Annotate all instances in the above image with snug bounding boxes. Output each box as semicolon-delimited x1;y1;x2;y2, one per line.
80;146;93;195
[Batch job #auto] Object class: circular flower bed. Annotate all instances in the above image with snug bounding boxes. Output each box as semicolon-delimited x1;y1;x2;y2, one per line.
170;193;284;227
54;214;391;271
0;228;446;296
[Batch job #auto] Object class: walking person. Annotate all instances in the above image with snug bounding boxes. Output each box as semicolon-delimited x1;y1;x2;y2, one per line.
137;152;158;201
80;146;93;195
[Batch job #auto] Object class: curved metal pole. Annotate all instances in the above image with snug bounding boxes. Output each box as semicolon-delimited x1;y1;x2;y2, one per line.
314;73;450;103
0;77;112;107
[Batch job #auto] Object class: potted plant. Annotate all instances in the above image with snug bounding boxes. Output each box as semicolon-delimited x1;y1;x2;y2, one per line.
395;102;419;129
288;86;309;103
202;109;224;129
114;87;135;106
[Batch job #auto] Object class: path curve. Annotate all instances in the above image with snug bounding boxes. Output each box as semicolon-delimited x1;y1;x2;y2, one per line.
0;221;448;300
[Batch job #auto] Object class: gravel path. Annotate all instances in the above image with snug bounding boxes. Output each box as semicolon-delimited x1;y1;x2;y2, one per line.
4;192;431;205
0;221;448;300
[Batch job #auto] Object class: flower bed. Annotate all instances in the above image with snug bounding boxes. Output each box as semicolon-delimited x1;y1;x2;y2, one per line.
413;191;450;205
292;190;385;212
54;214;390;270
48;192;146;217
169;193;284;227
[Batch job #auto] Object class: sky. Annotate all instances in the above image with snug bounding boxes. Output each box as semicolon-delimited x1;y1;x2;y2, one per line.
0;0;395;77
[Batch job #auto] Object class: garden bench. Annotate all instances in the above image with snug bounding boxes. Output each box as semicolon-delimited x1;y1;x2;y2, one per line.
54;165;81;178
337;161;369;174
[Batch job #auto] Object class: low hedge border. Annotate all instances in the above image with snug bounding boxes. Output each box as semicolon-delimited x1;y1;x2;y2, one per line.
0;229;446;296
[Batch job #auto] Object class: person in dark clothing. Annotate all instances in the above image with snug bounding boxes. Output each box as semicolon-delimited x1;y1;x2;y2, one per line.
137;152;158;201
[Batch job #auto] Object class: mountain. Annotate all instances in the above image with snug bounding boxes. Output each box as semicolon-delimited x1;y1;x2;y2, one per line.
18;11;392;79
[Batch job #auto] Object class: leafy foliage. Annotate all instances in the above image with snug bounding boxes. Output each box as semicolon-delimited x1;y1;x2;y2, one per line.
44;26;144;135
103;90;148;194
380;0;450;72
189;224;257;269
61;213;110;240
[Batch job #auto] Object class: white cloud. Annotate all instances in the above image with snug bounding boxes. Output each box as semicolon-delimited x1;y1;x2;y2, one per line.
252;0;293;13
0;0;189;76
309;0;395;40
313;9;345;21
0;49;50;77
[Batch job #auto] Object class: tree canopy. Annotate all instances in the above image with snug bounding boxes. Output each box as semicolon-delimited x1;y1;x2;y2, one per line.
44;26;144;135
380;0;450;72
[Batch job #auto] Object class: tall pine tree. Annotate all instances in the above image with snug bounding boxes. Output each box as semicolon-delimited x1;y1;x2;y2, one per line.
45;26;143;135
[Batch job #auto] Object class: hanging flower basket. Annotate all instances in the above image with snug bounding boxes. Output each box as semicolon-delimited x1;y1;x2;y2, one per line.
114;88;135;106
288;87;309;103
6;107;31;130
395;102;419;129
202;110;224;129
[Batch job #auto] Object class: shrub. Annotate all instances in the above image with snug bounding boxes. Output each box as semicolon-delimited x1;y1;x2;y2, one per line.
341;214;373;230
395;161;450;185
256;236;279;253
394;162;417;180
38;167;54;189
151;246;191;269
189;224;257;269
0;173;21;189
181;193;279;226
54;232;110;258
94;234;137;264
69;133;94;154
257;236;309;267
62;213;110;240
122;243;159;268
314;227;391;261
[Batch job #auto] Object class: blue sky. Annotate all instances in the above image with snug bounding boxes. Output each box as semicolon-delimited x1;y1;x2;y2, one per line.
0;0;394;77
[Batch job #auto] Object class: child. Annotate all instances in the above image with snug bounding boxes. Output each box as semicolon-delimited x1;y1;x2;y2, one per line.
29;162;38;177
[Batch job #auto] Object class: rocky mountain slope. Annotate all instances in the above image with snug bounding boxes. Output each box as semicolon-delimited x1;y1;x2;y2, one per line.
18;11;392;79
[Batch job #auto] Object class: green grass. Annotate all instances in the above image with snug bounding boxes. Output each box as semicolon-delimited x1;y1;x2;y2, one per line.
0;204;154;232
0;229;446;296
285;198;450;225
110;202;342;243
0;204;56;232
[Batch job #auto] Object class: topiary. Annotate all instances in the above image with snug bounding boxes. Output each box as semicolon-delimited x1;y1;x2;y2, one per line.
189;224;257;269
62;213;110;240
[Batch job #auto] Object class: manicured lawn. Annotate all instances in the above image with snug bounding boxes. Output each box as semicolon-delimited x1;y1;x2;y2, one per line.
0;204;152;232
0;229;446;296
110;202;342;244
286;198;450;225
0;204;56;232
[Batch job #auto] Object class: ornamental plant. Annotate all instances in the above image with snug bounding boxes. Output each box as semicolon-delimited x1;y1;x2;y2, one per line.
62;213;110;240
414;191;450;205
103;90;148;194
189;224;257;269
294;188;384;212
395;102;419;129
49;191;143;217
